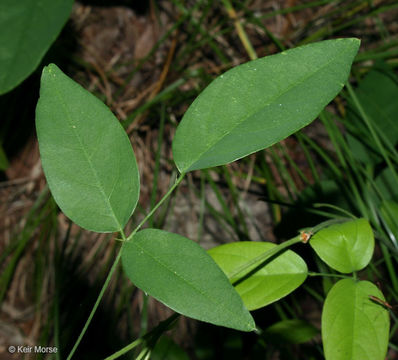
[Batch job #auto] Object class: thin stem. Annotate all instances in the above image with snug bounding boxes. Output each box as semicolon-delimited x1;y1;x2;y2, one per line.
66;231;128;360
309;218;351;233
127;172;186;241
227;217;353;281
308;272;353;279
136;348;151;360
67;173;186;359
104;338;143;360
105;313;180;360
227;236;302;280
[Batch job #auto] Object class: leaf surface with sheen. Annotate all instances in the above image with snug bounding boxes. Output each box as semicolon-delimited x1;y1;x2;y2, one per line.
310;219;374;273
173;38;360;172
208;241;307;310
0;0;73;94
322;279;389;360
122;229;255;332
36;64;140;232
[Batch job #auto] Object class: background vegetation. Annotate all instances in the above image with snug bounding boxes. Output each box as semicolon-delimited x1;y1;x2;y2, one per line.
1;0;398;359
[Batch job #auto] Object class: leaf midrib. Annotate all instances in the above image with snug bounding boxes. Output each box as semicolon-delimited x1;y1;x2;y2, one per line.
130;239;253;329
183;44;352;172
52;76;123;231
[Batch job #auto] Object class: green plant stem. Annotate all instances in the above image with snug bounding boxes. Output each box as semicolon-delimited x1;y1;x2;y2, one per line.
105;313;180;360
227;236;302;280
104;338;143;360
127;172;186;241
136;348;151;360
66;231;127;360
308;272;353;279
227;218;351;281
67;173;185;359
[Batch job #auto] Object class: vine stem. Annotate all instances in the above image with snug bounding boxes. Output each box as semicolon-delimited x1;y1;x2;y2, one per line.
66;234;127;360
104;313;179;360
226;217;350;281
99;217;350;360
227;236;302;280
127;172;186;241
66;172;186;359
104;338;143;360
307;272;353;279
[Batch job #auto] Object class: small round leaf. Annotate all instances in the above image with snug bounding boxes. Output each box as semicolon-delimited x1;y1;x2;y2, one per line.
310;219;374;273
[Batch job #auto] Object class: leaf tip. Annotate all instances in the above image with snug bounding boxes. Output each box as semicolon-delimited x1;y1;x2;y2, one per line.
240;315;256;332
351;37;361;49
346;37;361;50
42;63;61;77
249;322;257;332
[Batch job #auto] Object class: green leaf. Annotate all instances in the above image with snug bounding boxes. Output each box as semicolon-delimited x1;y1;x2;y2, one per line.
172;38;360;172
121;229;255;332
263;319;318;344
309;219;374;273
322;279;389;360
208;241;307;310
36;64;140;232
0;0;73;94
